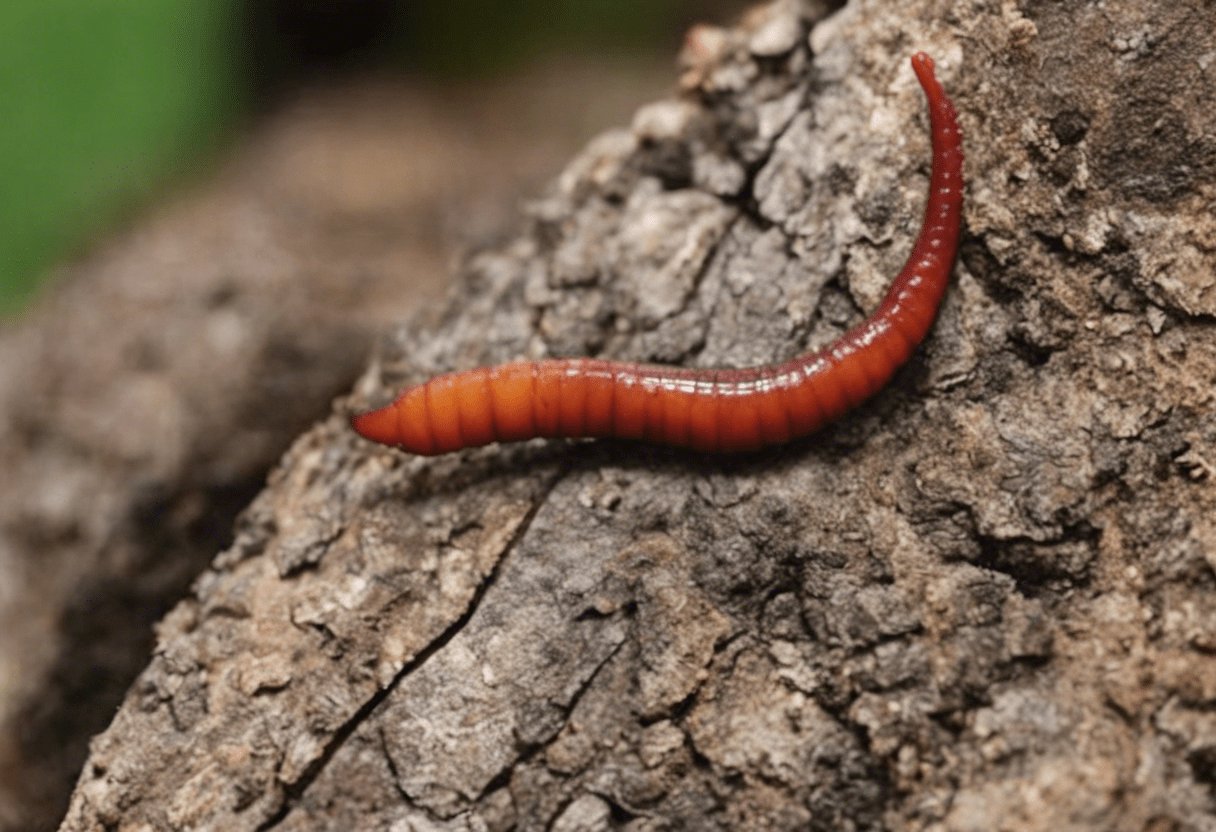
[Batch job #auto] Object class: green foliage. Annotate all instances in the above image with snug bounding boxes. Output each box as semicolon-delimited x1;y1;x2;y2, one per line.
0;1;241;313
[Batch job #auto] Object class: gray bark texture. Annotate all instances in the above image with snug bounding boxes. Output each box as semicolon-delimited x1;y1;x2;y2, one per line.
0;69;486;830
52;0;1216;829
0;53;663;832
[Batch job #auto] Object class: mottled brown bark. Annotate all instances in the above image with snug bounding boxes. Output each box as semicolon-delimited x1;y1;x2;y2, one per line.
0;59;667;832
43;0;1216;829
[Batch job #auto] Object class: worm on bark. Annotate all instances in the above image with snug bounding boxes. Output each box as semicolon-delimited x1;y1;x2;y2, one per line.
353;53;963;456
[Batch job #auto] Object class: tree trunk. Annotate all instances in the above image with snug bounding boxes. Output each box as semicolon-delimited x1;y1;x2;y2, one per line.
56;0;1216;829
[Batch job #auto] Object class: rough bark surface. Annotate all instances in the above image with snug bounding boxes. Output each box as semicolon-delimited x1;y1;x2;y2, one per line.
59;0;1216;830
0;60;668;832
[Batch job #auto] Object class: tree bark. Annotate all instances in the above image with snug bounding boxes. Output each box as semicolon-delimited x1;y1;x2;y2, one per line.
58;0;1216;830
1;60;624;831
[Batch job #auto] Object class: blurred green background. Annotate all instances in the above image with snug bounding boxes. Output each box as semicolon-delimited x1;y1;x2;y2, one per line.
0;1;244;313
0;0;737;315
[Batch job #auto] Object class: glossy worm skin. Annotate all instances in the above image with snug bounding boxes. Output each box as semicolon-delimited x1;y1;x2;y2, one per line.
353;53;963;456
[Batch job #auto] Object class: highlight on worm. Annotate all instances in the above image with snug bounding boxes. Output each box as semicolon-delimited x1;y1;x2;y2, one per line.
353;52;963;456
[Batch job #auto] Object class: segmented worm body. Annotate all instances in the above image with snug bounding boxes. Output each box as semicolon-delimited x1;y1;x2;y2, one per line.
353;53;963;456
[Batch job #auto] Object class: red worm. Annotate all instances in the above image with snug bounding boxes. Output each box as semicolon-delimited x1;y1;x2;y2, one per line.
353;53;963;456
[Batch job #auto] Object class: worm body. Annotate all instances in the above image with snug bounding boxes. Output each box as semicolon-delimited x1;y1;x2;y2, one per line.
353;53;963;456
